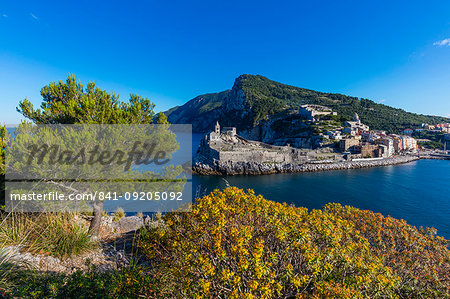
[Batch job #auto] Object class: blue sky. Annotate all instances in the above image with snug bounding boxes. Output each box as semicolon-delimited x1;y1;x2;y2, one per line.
0;0;449;124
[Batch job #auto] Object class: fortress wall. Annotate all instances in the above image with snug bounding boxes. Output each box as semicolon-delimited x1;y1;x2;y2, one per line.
237;136;292;151
219;151;287;163
219;149;308;164
198;140;220;160
199;131;310;165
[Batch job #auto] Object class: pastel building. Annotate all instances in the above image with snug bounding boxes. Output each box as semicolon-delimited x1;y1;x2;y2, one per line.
402;128;414;135
400;136;418;151
374;138;394;157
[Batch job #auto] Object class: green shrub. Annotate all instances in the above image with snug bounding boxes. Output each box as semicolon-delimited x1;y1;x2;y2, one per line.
139;187;402;298
0;247;32;296
2;188;449;298
0;248;19;294
7;266;159;299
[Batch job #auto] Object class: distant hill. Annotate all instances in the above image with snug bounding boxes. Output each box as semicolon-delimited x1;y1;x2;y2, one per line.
164;90;229;133
166;74;449;136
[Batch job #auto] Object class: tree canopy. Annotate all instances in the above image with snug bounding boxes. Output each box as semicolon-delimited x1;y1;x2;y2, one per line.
12;75;181;235
18;75;156;125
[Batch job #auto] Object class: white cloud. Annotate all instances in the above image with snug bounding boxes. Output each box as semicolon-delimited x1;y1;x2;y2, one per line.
2;14;7;18
30;13;39;21
433;38;450;47
379;99;386;103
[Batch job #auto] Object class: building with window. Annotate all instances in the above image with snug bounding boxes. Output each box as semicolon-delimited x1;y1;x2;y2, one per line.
344;113;369;133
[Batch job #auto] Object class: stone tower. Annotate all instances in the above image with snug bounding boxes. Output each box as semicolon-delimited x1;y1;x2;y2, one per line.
215;121;220;134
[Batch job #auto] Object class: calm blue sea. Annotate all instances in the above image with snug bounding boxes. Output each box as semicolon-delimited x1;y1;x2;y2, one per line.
191;134;450;239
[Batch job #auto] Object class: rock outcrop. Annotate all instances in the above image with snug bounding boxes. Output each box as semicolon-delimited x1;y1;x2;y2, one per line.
193;155;419;175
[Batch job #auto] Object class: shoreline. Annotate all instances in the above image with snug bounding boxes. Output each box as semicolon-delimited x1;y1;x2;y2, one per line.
193;155;422;176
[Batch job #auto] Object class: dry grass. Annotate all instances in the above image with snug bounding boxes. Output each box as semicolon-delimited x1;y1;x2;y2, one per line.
0;212;98;259
112;207;125;222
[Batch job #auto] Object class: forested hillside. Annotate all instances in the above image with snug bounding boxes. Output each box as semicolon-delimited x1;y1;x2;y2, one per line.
166;74;449;134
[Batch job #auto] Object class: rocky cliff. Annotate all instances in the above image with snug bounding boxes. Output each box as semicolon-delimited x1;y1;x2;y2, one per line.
193;155;420;176
166;75;322;146
165;74;450;138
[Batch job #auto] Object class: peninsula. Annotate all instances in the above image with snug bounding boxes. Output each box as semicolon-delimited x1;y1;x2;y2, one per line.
193;120;420;175
165;74;449;175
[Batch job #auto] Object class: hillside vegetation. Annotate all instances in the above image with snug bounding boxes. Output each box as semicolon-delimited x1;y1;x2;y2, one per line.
166;74;449;134
165;90;229;133
138;187;449;298
2;187;449;298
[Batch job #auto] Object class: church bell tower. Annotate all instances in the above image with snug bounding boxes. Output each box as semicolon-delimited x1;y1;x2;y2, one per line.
215;121;220;134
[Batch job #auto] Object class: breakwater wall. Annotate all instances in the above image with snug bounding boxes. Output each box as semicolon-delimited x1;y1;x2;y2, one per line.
421;154;450;160
192;155;420;176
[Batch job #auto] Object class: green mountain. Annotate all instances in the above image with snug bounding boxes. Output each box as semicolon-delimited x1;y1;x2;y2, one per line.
166;74;449;136
164;90;229;133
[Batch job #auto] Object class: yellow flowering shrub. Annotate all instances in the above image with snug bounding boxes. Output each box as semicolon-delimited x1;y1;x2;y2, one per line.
324;203;450;298
139;187;423;298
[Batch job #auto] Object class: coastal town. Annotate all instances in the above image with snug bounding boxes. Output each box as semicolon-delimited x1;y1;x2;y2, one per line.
194;105;450;175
